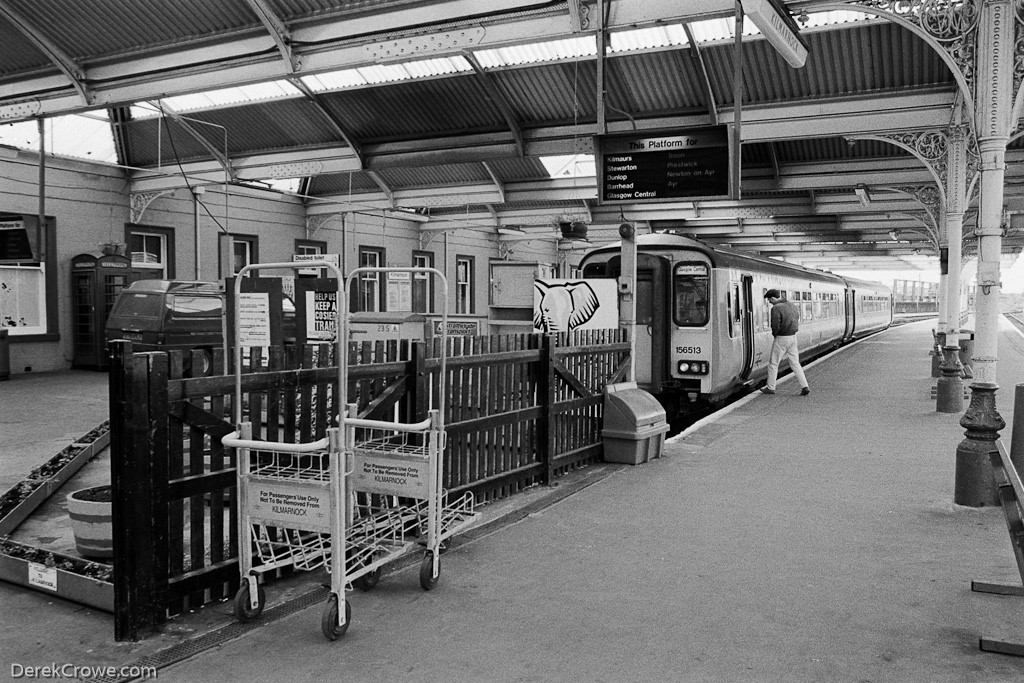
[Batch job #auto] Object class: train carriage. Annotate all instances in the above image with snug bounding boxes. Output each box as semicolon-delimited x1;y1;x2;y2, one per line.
580;233;892;420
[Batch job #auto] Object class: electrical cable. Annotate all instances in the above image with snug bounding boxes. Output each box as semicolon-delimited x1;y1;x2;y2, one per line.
157;100;228;234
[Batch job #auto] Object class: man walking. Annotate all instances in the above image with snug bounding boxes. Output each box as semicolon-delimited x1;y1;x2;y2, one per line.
761;289;810;396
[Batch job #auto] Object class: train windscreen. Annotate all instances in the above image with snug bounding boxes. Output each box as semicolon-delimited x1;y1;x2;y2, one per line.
673;263;709;326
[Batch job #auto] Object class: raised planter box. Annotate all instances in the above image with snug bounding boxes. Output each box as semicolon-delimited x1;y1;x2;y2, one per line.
0;540;113;612
0;422;110;536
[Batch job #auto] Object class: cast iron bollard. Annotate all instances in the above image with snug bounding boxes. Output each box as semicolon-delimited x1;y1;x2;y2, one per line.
936;344;964;413
955;384;1002;507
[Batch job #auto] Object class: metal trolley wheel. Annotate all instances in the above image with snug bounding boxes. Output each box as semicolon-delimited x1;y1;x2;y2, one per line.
321;594;352;640
419;551;439;591
233;581;266;622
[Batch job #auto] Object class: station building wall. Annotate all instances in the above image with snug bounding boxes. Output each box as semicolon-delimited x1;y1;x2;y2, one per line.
0;151;561;375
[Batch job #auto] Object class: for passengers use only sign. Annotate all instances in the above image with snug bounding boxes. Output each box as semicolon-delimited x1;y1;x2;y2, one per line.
596;125;730;204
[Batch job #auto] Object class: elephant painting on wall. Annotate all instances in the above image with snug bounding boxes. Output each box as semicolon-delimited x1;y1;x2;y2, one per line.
533;279;617;334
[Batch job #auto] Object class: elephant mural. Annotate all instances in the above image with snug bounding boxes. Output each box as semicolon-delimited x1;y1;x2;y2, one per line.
533;280;601;334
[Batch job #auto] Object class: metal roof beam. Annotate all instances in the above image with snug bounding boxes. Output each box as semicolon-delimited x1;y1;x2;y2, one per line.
462;51;524;156
366;171;395;208
242;0;300;72
0;0;743;121
0;0;91;105
682;23;719;125
289;77;364;167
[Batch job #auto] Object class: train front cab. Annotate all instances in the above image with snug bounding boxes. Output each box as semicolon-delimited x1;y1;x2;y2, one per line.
581;252;674;394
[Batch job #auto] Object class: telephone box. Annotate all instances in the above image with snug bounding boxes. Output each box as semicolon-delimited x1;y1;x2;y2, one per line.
71;253;139;369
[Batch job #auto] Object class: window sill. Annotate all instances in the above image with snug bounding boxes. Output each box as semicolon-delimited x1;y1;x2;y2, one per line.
7;333;60;343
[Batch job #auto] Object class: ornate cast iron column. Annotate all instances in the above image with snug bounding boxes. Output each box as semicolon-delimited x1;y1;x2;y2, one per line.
956;0;1016;506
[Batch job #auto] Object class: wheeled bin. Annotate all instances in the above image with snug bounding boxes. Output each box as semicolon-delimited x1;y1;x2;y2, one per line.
601;382;669;465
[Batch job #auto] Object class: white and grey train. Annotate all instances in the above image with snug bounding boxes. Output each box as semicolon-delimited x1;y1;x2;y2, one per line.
580;233;893;420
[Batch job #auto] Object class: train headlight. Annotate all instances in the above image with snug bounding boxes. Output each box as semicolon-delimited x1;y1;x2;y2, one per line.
677;360;709;375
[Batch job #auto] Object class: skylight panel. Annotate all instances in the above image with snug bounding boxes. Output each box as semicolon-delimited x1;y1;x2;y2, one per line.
608;24;689;53
686;17;761;43
0;114;116;163
156;80;301;113
473;36;597;68
540;154;595;179
302;70;368;91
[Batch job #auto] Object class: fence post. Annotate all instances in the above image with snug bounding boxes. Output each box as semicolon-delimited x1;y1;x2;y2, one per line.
408;340;428;424
111;342;157;641
538;334;556;484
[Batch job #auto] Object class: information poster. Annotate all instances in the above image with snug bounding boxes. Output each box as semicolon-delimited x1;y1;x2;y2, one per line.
387;271;412;312
305;290;338;340
237;292;271;347
597;126;729;203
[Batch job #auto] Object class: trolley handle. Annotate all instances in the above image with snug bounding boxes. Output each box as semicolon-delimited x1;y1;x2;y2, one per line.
343;416;433;433
222;432;330;453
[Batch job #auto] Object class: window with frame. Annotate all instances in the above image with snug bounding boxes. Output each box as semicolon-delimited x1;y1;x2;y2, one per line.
359;247;385;312
129;230;169;279
412;251;434;313
231;236;257;275
672;263;709;327
455;255;474;314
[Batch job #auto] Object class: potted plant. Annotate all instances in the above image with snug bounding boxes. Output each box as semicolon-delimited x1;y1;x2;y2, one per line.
99;242;123;256
67;485;113;559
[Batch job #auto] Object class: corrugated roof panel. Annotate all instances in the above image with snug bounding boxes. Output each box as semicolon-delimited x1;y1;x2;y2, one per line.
0;20;50;76
375;163;492;189
123;98;344;166
491;62;597;124
308;171;379;195
485;157;552;182
4;0;256;62
605;49;707;116
608;24;688;53
320;75;506;140
267;0;403;21
701;21;953;107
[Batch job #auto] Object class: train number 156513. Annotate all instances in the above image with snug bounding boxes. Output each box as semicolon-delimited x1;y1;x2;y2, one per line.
675;346;702;355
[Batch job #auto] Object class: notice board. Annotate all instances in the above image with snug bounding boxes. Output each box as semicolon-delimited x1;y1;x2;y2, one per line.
596;125;730;204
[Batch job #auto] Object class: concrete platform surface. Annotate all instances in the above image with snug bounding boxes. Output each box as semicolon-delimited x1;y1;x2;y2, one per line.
4;318;1024;682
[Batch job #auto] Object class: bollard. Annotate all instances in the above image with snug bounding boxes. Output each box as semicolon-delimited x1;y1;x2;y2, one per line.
0;328;9;381
936;345;964;413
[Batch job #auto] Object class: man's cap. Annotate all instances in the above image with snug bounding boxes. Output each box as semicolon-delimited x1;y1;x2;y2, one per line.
765;289;780;299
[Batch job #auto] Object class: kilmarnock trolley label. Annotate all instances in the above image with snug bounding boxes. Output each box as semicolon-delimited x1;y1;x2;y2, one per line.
353;453;430;498
250;480;331;531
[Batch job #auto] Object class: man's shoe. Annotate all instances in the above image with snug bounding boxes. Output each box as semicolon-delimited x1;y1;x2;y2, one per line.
760;387;775;394
800;387;810;396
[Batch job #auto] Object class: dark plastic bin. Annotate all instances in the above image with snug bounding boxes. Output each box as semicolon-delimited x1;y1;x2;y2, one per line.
602;382;669;465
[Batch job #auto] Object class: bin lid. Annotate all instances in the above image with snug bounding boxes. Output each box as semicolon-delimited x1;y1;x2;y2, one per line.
603;382;667;431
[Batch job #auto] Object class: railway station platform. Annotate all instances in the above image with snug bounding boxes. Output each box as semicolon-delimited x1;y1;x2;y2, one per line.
5;317;1024;681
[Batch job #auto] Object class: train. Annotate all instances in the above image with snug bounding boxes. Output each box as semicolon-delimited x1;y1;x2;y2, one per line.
579;233;893;420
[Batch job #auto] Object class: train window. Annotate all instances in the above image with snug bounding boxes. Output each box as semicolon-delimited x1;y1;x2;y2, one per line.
673;263;709;327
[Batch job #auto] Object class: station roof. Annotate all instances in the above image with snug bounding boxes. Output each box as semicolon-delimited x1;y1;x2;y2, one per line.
1;0;1022;272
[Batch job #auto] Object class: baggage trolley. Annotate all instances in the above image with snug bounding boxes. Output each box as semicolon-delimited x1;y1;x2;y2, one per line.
223;259;347;631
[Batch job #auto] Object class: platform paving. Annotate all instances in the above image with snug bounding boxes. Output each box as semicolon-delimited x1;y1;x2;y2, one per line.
4;319;1024;681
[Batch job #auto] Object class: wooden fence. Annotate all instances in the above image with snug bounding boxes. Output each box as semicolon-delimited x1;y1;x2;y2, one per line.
109;330;629;640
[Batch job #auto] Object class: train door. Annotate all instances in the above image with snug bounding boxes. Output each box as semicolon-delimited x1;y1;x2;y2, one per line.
740;275;755;379
845;289;856;338
634;254;670;389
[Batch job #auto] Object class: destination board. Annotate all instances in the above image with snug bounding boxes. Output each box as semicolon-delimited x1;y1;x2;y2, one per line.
597;126;730;204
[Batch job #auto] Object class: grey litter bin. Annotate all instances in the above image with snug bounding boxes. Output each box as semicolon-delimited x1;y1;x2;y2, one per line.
601;382;670;465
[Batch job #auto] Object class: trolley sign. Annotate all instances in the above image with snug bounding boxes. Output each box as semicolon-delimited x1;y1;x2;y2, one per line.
352;452;431;498
248;479;331;532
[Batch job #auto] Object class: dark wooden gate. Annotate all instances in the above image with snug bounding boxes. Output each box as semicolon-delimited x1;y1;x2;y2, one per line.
109;330;629;640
